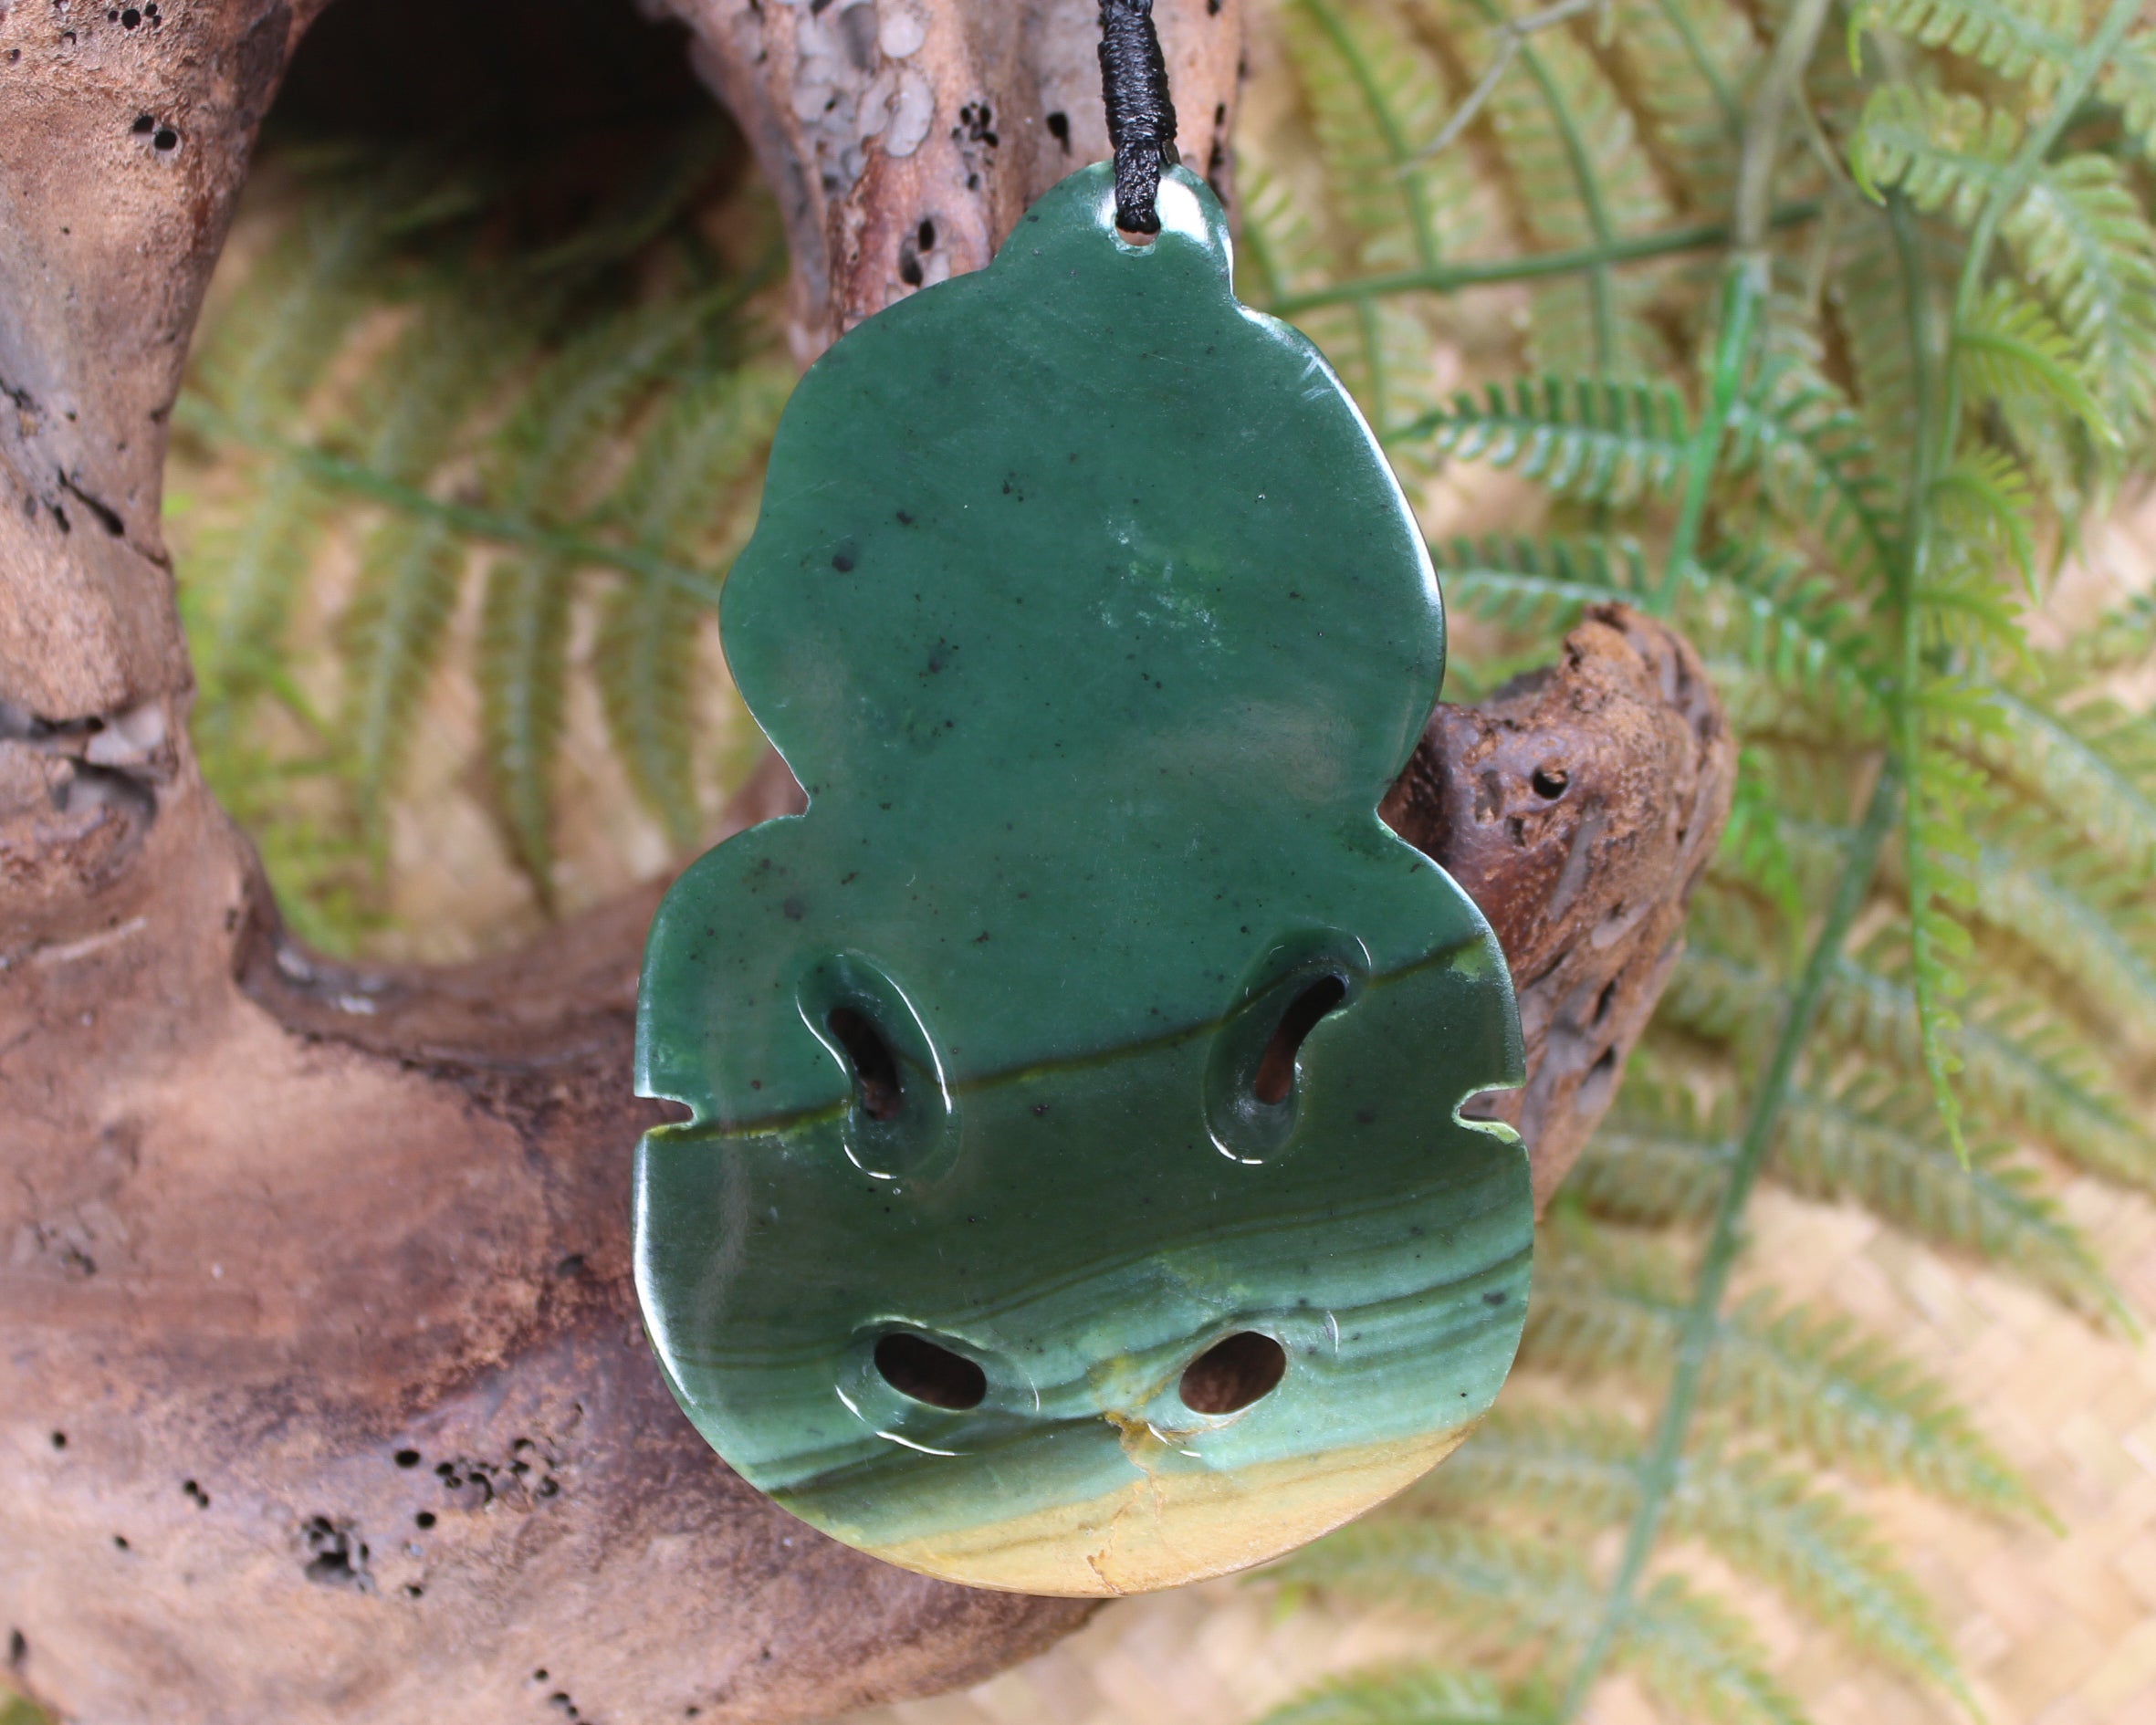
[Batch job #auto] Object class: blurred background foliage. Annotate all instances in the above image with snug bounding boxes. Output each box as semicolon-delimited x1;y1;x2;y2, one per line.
133;0;2156;1722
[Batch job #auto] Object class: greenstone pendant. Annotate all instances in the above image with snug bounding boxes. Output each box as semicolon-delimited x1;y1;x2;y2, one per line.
633;162;1530;1596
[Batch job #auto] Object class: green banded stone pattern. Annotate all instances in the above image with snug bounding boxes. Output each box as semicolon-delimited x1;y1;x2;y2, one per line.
633;163;1531;1595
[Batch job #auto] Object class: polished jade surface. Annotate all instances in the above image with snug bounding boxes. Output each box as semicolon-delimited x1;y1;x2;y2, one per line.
633;163;1530;1595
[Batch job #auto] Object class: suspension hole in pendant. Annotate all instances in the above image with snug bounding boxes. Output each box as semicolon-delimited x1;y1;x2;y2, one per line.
829;1006;902;1121
874;1333;987;1410
1180;1332;1287;1415
1251;975;1348;1106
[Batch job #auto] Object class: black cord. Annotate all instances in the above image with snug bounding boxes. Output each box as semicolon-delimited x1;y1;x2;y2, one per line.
1098;0;1178;234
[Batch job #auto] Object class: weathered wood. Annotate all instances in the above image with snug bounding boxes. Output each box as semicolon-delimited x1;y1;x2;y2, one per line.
652;0;1244;356
0;1;1730;1721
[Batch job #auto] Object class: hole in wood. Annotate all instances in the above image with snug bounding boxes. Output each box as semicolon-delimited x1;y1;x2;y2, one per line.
1532;764;1569;799
828;1007;902;1121
1251;976;1347;1105
874;1333;986;1410
1180;1332;1286;1415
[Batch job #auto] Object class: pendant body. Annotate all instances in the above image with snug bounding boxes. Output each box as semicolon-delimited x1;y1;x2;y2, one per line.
633;163;1529;1595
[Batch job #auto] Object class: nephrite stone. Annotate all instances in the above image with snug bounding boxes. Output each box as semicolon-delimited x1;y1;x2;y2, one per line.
634;163;1530;1596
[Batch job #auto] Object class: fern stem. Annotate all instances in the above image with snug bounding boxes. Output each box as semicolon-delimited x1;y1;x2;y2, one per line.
1648;259;1760;616
1266;201;1818;313
1649;0;1829;613
1555;760;1904;1722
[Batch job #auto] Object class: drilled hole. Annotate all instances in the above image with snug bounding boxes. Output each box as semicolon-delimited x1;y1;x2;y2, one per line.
1531;765;1569;799
874;1333;986;1409
1181;1332;1286;1415
1251;976;1347;1105
828;1008;901;1121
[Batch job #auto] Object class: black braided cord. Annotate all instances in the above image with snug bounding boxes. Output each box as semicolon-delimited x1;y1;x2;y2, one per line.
1098;0;1179;233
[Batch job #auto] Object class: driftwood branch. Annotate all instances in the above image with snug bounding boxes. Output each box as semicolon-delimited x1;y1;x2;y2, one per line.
0;2;1730;1722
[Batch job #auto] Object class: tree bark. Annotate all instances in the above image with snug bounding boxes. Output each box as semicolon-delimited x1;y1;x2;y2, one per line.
0;3;1730;1723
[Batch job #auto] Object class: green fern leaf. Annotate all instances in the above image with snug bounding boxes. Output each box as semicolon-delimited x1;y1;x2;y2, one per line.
1968;834;2156;1052
1275;1520;1803;1725
593;577;702;849
1621;1577;1810;1725
1848;86;2015;224
1780;1082;2126;1324
1722;359;1901;591
1929;444;2037;593
477;555;576;903
1436;534;1648;632
1953;282;2112;444
196;463;332;711
1272;1520;1602;1654
1402;377;1690;505
1289;0;1479;273
2099;31;2156;160
1525;1234;2048;1519
2002;153;2156;432
342;515;467;839
1667;933;2156;1191
340;300;532;831
1255;1667;1531;1725
1422;0;1672;374
1429;1412;1970;1705
1973;690;2156;880
1851;0;2080;88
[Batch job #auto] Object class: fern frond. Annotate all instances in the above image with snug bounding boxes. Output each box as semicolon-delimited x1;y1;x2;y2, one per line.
1849;87;2016;225
1420;0;1671;374
1403;376;1690;504
1275;1521;1803;1725
340;300;529;830
2099;30;2156;161
476;555;576;902
1526;1234;2047;1518
1972;690;2156;879
1953;281;2111;445
1435;1413;1966;1704
1851;0;2081;88
196;463;332;707
341;515;466;836
1256;1667;1530;1725
1928;444;2037;591
1688;544;1888;723
1620;1577;1809;1725
1967;834;2156;1052
1668;935;2156;1190
1272;1520;1600;1657
1598;0;1753;211
2002;153;2156;434
1290;0;1477;273
1779;1082;2125;1324
1722;359;1900;591
1436;534;1648;632
1671;1449;1968;1707
593;578;702;848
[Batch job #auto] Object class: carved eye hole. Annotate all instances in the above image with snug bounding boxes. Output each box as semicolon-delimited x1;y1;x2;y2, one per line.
1180;1332;1287;1415
1251;976;1348;1106
874;1333;987;1409
828;1007;903;1121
